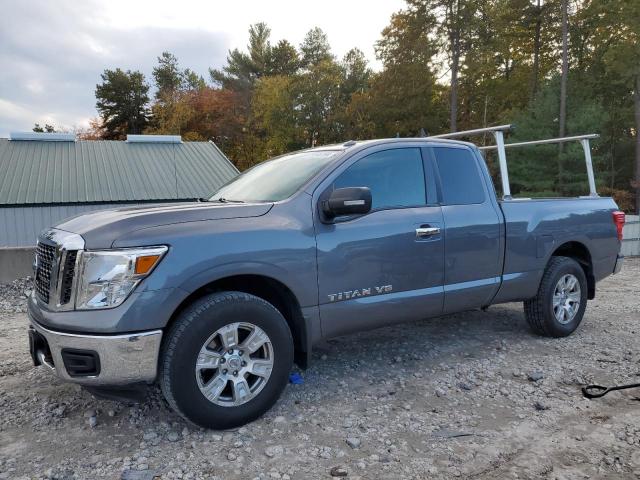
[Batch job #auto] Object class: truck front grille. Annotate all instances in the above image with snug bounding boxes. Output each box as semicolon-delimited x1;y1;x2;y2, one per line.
35;242;57;303
35;241;79;307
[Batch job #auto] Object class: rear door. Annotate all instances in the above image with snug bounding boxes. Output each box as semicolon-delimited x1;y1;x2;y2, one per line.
428;145;503;313
314;145;445;338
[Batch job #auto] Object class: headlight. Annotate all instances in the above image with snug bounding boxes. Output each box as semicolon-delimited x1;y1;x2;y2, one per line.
75;246;167;310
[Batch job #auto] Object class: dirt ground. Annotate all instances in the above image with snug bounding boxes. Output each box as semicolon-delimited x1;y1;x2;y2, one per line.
0;259;639;480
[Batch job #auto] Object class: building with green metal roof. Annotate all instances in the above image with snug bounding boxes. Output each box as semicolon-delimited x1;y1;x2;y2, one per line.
0;133;239;249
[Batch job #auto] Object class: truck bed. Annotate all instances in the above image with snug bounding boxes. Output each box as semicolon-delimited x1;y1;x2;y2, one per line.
492;196;620;304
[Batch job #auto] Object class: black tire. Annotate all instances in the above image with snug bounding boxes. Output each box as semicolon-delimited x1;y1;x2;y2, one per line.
160;291;293;429
524;256;588;337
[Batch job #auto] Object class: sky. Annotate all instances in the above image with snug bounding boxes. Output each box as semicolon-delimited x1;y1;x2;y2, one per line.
0;0;405;137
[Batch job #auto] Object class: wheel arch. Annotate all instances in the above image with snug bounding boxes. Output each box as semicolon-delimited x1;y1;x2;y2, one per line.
549;240;595;299
167;274;311;368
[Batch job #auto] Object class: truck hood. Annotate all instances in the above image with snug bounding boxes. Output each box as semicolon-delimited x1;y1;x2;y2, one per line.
54;202;273;249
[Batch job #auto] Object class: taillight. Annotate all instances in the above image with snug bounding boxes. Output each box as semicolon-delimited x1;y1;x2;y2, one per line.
612;210;625;241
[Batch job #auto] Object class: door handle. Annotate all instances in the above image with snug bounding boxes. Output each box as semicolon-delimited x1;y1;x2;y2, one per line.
415;227;440;238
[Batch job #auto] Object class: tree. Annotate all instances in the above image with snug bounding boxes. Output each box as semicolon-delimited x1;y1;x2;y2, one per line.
153;51;183;100
246;23;272;77
145;86;244;156
376;5;438;66
441;0;461;131
33;123;56;133
437;0;484;132
362;64;448;138
185;88;244;151
367;5;447;137
299;27;333;68
95;68;150;139
382;0;482;132
505;77;610;197
335;49;373;139
210;22;272;89
267;40;300;76
252;75;301;157
573;0;640;213
76;118;106;140
145;93;195;136
529;0;543;100
183;69;206;91
148;52;208;135
153;53;206;96
341;48;371;98
342;90;377;139
293;59;344;146
600;0;640;214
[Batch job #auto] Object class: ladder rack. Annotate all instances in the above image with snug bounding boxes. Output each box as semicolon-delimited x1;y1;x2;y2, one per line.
430;125;599;200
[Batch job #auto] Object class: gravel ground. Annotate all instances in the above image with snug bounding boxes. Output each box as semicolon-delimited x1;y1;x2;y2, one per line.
0;259;639;480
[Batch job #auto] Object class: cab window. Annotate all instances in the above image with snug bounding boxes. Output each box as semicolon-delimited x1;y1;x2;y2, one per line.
433;147;486;205
333;148;426;210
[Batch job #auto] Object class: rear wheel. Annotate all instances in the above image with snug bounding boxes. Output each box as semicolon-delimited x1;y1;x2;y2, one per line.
524;256;588;337
160;291;293;429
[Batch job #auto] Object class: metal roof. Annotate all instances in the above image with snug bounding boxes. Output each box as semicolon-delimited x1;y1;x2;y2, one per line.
0;139;238;205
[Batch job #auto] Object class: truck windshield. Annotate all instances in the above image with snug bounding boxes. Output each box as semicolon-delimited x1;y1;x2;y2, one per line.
210;150;340;202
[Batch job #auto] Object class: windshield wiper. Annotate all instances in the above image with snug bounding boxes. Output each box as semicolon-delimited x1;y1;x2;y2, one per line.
213;197;245;203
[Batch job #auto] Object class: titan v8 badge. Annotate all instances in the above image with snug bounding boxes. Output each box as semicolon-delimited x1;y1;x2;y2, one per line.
327;285;392;302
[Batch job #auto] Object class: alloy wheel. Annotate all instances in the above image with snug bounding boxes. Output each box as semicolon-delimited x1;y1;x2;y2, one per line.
195;322;274;406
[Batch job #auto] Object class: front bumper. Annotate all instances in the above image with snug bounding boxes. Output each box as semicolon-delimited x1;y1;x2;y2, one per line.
613;254;624;274
29;317;162;386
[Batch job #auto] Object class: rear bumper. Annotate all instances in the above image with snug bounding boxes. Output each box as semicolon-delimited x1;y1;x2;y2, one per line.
613;254;624;274
29;316;162;386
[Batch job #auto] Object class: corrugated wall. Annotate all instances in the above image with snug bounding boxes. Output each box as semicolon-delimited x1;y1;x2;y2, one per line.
0;203;174;247
622;215;639;257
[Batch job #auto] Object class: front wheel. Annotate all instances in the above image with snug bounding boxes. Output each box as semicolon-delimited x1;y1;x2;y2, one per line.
524;256;588;337
160;291;293;429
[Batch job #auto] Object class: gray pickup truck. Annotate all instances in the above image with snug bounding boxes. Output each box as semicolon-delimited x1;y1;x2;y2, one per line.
28;130;626;428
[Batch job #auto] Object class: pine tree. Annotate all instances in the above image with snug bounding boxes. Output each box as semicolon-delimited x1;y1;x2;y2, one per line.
95;68;150;139
299;27;333;68
153;52;183;100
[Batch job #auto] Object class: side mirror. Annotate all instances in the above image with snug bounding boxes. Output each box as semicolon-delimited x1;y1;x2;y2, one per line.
322;187;372;219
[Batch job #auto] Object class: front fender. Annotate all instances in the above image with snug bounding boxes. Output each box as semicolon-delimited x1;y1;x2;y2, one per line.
179;261;295;295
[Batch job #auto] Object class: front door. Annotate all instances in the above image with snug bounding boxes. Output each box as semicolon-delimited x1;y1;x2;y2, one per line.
314;146;445;338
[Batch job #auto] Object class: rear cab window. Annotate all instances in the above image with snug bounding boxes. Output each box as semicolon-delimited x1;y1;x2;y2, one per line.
431;146;486;205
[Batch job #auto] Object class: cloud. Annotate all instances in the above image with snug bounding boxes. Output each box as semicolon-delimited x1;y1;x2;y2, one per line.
0;99;39;126
0;0;229;135
0;0;403;137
